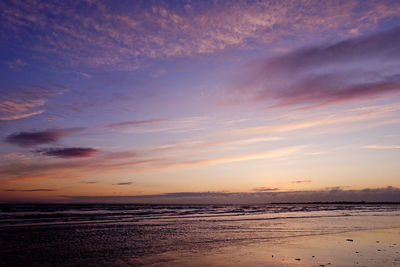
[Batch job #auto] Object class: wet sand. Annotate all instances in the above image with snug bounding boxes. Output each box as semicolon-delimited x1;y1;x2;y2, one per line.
134;227;400;266
1;204;399;266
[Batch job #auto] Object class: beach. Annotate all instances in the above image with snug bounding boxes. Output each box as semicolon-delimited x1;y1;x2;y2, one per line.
2;1;400;266
136;227;400;266
1;204;399;266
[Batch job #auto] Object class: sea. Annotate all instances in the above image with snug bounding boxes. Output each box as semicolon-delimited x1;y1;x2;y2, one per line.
1;203;399;266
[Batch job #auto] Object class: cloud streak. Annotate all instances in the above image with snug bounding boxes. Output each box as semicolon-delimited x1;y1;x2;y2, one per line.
113;182;132;186
167;146;303;168
0;145;301;183
362;145;400;150
235;103;400;136
0;85;64;120
102;119;166;128
4;188;55;192
5;128;84;146
232;27;400;109
291;180;312;184
36;147;99;158
252;187;279;192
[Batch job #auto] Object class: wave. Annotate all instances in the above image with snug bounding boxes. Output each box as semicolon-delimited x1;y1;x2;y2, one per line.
1;203;399;227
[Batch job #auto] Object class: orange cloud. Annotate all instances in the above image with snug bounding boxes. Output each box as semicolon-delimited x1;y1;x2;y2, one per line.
291;180;312;184
362;145;400;150
236;103;400;136
0;145;302;184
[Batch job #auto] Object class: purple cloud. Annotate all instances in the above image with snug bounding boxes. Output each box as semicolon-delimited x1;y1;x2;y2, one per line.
113;182;132;186
103;119;165;128
291;180;312;184
0;85;66;120
263;74;400;109
61;186;400;204
36;147;99;158
263;27;400;76
252;187;280;192
6;58;27;71
5;189;55;192
5;128;83;146
233;27;400;109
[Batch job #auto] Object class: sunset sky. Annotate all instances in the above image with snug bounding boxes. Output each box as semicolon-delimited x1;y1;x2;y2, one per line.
1;0;400;203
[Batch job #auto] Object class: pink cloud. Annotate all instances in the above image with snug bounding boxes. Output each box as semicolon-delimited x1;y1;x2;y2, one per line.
291;180;312;184
0;110;44;121
2;1;400;69
6;58;27;70
102;119;166;128
0;145;301;184
229;27;400;109
0;85;65;121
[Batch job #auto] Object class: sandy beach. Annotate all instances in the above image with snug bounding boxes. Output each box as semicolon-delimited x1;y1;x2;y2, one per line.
1;204;399;266
134;227;400;266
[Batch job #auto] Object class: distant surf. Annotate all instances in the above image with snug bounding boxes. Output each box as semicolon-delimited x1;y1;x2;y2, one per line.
1;203;400;266
1;203;399;227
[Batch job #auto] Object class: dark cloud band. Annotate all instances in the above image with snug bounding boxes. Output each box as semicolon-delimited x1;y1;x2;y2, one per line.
112;182;133;186
5;128;84;146
5;189;55;192
36;147;99;158
61;186;400;204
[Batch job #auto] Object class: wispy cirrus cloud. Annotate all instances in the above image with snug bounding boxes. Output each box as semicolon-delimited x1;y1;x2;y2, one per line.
230;27;400;109
0;145;302;183
0;85;65;121
5;58;27;71
0;110;44;121
153;136;282;154
235;103;400;136
163;146;303;170
101;119;166;128
0;148;164;183
1;0;399;69
1;101;398;184
106;116;209;134
362;145;400;150
35;147;99;158
5;128;84;146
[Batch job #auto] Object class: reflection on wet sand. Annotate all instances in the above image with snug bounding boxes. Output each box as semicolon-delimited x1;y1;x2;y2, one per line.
135;228;400;266
0;204;399;266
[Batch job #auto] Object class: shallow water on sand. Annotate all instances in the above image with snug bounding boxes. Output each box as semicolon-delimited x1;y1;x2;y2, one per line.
0;204;399;266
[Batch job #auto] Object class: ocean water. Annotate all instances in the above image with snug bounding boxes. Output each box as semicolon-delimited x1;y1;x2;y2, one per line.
1;203;399;266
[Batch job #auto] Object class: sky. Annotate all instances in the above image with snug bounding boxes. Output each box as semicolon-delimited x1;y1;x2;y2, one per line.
1;0;400;203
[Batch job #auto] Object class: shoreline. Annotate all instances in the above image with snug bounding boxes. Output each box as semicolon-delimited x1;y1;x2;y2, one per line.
1;205;399;266
133;227;400;266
